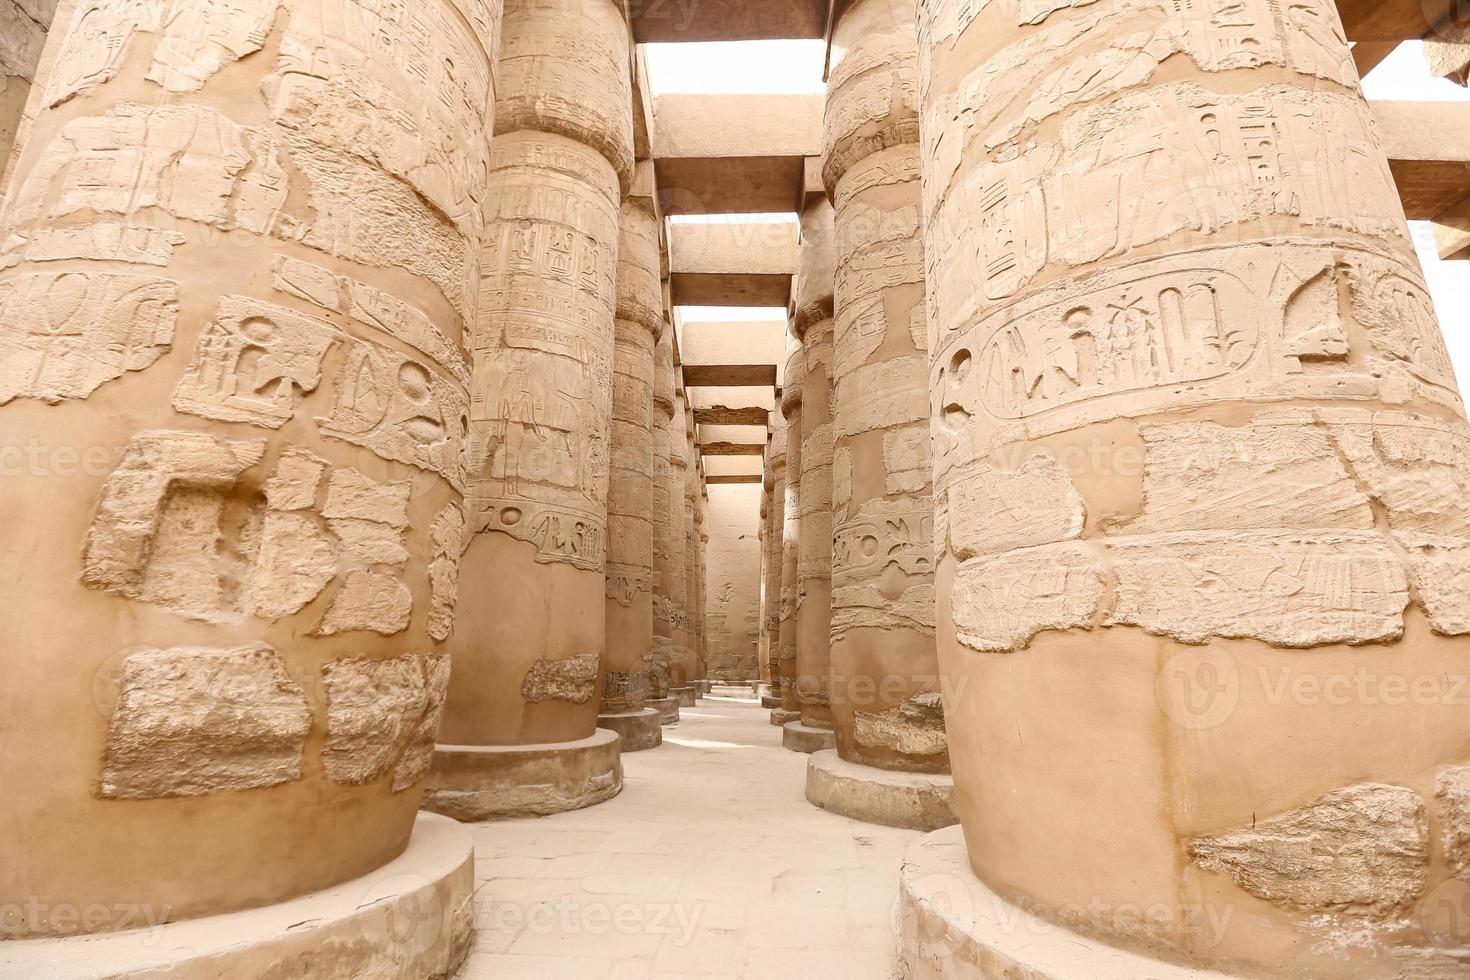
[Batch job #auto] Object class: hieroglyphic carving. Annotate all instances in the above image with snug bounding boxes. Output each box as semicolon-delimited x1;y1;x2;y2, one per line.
99;644;311;799
238;512;338;619
318;341;468;491
427;503;465;642
932;244;1460;460
923;0;1356;176
1117;416;1373;535
315;569;413;636
261;447;328;511
321;653;450;788
930;80;1405;329
951;542;1105;652
45;0;277;104
1107;532;1409;647
1439;766;1470;881
322;655;430;785
1;102;287;268
469;133;617;571
82;430;266;621
946;453;1085;560
174;297;337;428
521;653;600;704
823;28;920;196
266;0;495;234
271;256;470;387
833;355;929;440
882;424;931;495
854;693;947;757
0;272;178;405
832;497;936;638
1189;783;1429;916
392;652;451;791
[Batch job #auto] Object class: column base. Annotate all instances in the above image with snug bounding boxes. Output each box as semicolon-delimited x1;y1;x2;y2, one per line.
770;708;801;726
898;826;1240;979
806;750;958;831
424;729;622;821
782;720;836;753
647;696;681;724
673;686;698;707
760;694;782;708
598;709;663;752
0;813;474;980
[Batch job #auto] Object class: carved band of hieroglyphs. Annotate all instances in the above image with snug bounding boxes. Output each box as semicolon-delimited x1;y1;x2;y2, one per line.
931;242;1458;461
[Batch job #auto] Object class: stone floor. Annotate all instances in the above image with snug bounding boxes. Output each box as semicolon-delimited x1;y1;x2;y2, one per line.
461;694;918;978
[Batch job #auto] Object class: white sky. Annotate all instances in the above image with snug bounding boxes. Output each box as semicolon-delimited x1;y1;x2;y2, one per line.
651;38;1470;385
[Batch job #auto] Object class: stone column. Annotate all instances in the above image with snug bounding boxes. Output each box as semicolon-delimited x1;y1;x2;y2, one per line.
597;176;663;753
765;407;789;713
906;1;1470;975
774;332;805;726
806;0;954;828
0;0;56;175
647;322;679;724
785;197;837;752
429;0;631;820
0;0;497;968
666;386;693;691
679;413;702;694
757;470;773;688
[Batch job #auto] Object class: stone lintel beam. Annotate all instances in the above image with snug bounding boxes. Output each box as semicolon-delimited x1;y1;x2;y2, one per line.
706;475;764;485
1374;100;1470;219
656;156;807;215
1337;0;1457;43
694;407;770;426
654;94;823;159
671;272;793;307
628;0;827;42
682;364;779;387
698;442;767;456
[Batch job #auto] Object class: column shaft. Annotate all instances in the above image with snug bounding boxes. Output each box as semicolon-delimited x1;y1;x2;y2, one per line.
825;0;945;773
601;195;661;714
0;0;498;932
794;199;837;731
441;0;632;749
766;409;789;697
778;338;804;713
650;325;677;696
923;0;1470;972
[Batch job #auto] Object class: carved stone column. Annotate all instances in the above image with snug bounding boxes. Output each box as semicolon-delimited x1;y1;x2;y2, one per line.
647;322;680;724
676;412;702;699
774;333;804;727
904;1;1470;975
806;0;954;829
428;0;631;820
0;0;497;969
765;405;790;715
757;468;773;688
597;179;663;753
667;387;693;692
0;0;56;176
785;197;838;753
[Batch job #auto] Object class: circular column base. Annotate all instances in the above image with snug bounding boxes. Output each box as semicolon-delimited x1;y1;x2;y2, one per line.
598;709;663;752
769;708;801;726
760;694;782;708
424;729;622;821
898;826;1240;979
646;696;681;724
0;813;475;980
782;720;836;753
805;750;958;831
673;686;698;707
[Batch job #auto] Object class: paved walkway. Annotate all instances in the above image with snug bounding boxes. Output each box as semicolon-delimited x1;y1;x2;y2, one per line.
461;693;918;978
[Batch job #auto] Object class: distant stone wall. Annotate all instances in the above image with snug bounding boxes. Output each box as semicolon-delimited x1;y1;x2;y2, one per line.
704;483;761;680
0;1;56;174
